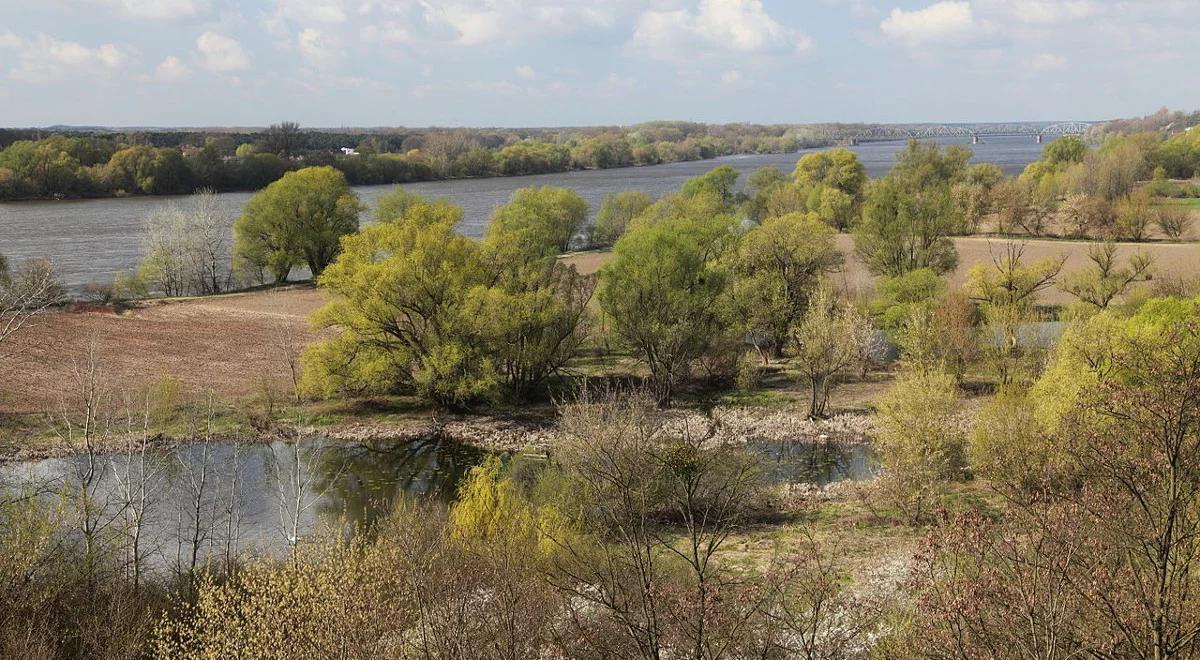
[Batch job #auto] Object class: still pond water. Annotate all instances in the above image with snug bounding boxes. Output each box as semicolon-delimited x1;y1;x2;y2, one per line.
0;437;874;564
0;136;1052;289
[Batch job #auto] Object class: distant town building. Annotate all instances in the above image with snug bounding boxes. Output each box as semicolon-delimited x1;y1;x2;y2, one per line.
340;147;360;156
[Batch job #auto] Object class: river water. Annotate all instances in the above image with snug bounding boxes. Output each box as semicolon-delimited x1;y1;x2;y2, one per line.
0;437;874;566
0;136;1051;289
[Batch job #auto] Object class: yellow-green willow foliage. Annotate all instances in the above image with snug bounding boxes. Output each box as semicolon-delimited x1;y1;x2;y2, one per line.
301;190;593;406
449;455;573;562
873;368;967;523
154;538;391;659
154;501;560;659
297;196;497;407
968;385;1075;496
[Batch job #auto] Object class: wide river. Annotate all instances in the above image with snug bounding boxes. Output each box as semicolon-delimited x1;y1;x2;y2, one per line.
0;136;1051;288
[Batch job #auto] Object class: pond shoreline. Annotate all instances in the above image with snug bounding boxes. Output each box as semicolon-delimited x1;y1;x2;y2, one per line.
1;407;875;464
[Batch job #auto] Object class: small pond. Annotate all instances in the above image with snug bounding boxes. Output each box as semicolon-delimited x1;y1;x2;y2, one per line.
750;439;877;487
0;435;874;568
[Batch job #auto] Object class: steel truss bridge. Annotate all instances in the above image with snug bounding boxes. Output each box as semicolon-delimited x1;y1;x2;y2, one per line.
848;122;1092;145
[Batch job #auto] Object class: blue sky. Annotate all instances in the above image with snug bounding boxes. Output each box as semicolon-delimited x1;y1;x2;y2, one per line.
0;0;1197;127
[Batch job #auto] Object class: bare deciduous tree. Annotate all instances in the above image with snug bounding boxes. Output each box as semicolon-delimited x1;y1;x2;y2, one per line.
139;191;233;297
0;256;62;363
52;337;120;585
173;395;221;581
757;533;885;659
548;391;769;658
1154;205;1194;240
110;389;167;591
1060;242;1153;310
790;285;875;418
269;430;346;560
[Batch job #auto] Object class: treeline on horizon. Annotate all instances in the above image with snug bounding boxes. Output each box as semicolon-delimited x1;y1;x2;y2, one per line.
0;120;841;201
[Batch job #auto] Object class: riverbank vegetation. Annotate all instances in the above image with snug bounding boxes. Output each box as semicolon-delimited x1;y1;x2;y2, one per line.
2;290;1199;657
3;109;1200;658
0;121;838;201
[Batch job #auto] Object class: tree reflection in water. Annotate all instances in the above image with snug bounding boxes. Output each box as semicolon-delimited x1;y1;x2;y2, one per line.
2;435;869;563
749;440;877;487
304;436;489;532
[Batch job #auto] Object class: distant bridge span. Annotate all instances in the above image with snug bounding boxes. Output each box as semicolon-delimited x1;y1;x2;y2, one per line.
848;122;1091;145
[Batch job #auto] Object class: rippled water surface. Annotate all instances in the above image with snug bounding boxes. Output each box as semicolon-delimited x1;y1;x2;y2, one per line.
0;135;1051;288
0;436;874;564
0;136;1052;288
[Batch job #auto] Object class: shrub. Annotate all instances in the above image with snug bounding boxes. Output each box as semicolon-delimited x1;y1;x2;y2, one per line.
1155;204;1194;239
873;368;966;523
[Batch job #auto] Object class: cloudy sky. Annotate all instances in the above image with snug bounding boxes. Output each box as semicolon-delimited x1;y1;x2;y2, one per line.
0;0;1197;127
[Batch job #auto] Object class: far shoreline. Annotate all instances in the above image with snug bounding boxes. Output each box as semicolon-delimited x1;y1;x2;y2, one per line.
0;146;828;205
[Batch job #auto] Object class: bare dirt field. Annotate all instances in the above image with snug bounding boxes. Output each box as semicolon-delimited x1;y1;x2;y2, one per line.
4;237;1196;417
567;237;1200;306
838;235;1200;305
2;286;326;415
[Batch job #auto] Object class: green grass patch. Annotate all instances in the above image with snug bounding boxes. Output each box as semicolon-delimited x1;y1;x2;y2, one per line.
1155;197;1200;209
713;388;798;408
286;395;432;427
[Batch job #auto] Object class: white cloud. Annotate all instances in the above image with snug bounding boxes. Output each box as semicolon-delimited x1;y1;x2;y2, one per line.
62;0;205;20
1005;0;1098;25
630;0;810;60
154;55;191;81
878;1;1198;67
821;0;878;20
880;1;975;45
297;28;341;68
1030;52;1066;70
354;0;624;48
271;0;347;24
435;5;504;45
424;1;620;46
195;31;249;72
515;64;536;80
0;32;127;81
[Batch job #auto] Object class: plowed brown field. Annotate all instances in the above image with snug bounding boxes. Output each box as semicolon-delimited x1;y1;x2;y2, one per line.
3;237;1196;416
2;286;326;415
568;237;1200;306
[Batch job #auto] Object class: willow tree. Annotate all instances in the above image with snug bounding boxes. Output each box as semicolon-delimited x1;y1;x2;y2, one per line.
233;166;362;283
485;186;587;259
300;197;495;407
792;148;867;201
599;210;736;406
853;174;960;277
726;212;843;361
478;187;595;399
591;191;652;247
790;285;874;418
303;190;593;406
853;141;969;277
